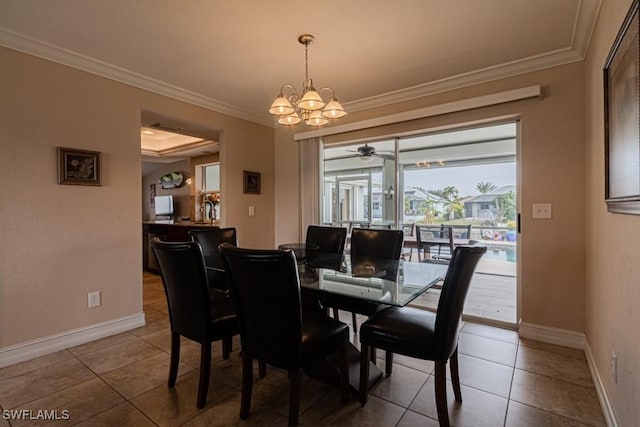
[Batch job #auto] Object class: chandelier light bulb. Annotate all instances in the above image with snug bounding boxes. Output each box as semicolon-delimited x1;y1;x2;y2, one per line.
269;95;295;116
278;112;302;126
298;87;324;111
322;99;346;118
305;110;329;127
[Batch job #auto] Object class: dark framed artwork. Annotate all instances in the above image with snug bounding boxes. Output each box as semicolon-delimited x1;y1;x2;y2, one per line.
57;147;101;186
243;170;261;194
604;0;640;214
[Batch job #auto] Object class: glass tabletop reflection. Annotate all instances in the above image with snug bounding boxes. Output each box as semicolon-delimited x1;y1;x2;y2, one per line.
299;252;448;307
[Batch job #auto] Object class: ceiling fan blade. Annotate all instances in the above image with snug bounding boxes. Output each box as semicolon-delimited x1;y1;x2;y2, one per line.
375;153;395;160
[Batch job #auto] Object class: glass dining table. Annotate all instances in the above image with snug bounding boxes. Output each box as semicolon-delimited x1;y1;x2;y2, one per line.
296;251;449;392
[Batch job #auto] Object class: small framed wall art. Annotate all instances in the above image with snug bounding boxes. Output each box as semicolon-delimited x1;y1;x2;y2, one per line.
57;147;101;186
243;170;261;194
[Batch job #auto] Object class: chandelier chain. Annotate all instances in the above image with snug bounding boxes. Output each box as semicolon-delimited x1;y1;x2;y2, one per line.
304;42;309;84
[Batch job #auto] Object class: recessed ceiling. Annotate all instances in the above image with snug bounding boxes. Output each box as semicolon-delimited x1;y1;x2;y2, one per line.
0;1;601;127
140;126;219;164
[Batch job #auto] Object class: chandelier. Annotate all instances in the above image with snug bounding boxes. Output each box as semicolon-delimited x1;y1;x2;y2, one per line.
269;34;346;127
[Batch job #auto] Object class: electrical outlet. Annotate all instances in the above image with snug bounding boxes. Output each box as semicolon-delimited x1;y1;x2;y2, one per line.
532;203;552;219
611;351;617;383
88;291;101;308
248;205;255;217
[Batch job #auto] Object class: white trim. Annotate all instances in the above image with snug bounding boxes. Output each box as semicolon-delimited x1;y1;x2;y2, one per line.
0;28;273;128
0;0;599;129
345;50;577;114
0;313;145;368
293;86;541;140
518;321;586;349
584;340;619;427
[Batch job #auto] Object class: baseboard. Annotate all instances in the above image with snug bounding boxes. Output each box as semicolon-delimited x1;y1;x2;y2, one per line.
518;322;585;349
584;341;619;427
0;313;145;368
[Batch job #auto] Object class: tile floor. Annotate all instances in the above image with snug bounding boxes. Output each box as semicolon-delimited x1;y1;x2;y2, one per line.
0;273;605;426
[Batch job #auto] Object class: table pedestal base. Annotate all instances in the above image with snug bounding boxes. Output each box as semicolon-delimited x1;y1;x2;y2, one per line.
304;343;383;394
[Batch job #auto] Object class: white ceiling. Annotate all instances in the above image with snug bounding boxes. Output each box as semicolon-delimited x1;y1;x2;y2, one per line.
0;1;600;129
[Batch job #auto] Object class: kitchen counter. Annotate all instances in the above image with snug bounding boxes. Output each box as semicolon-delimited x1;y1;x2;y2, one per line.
143;221;220;272
143;220;219;227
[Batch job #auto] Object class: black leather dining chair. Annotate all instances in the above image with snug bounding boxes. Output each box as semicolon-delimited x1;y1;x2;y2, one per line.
189;227;237;290
358;244;487;427
350;227;404;259
151;239;239;409
329;228;404;333
303;225;348;313
305;224;347;254
219;243;350;426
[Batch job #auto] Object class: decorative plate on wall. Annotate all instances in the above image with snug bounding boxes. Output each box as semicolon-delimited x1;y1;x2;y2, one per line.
158;171;184;189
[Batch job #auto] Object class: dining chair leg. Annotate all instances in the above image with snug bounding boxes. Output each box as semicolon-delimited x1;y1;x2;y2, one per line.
359;343;370;405
222;336;232;360
240;353;253;420
288;370;301;426
258;360;267;378
352;312;358;334
168;331;180;387
385;350;393;376
370;347;376;363
434;360;450;427
450;347;462;402
333;307;340;321
197;342;212;409
339;339;349;403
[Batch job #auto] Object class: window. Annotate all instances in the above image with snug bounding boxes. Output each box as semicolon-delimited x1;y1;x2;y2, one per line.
195;162;220;221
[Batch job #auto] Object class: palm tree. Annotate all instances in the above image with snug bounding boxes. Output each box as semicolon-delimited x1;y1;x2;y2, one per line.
476;181;498;194
429;186;460;221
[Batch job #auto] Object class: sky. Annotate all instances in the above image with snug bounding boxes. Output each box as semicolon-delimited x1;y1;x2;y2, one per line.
404;162;516;197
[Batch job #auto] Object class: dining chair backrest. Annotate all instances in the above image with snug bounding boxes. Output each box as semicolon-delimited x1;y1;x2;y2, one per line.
415;224;444;242
350;228;404;260
368;223;392;230
442;224;472;239
189;227;237;270
219;243;303;370
305;225;347;254
151;240;212;343
434;244;487;359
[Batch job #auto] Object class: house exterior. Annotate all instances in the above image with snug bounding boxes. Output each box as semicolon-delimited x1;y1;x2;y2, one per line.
463;185;516;221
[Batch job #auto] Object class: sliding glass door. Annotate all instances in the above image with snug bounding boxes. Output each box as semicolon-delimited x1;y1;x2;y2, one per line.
321;122;518;325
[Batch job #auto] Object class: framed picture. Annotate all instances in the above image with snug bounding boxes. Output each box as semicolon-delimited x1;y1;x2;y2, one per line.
243;170;261;194
57;147;101;186
604;0;640;214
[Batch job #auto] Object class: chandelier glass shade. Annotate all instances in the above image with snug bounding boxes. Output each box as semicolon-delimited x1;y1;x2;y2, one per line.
269;34;346;127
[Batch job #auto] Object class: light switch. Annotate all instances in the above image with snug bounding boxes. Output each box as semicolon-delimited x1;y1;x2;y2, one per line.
532;203;552;219
248;205;255;217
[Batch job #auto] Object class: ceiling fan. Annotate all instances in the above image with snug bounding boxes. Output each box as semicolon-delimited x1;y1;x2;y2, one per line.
348;144;395;162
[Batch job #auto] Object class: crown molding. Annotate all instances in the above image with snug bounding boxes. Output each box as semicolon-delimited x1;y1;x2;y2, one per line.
1;0;600;129
0;28;274;127
344;48;581;114
344;0;600;113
